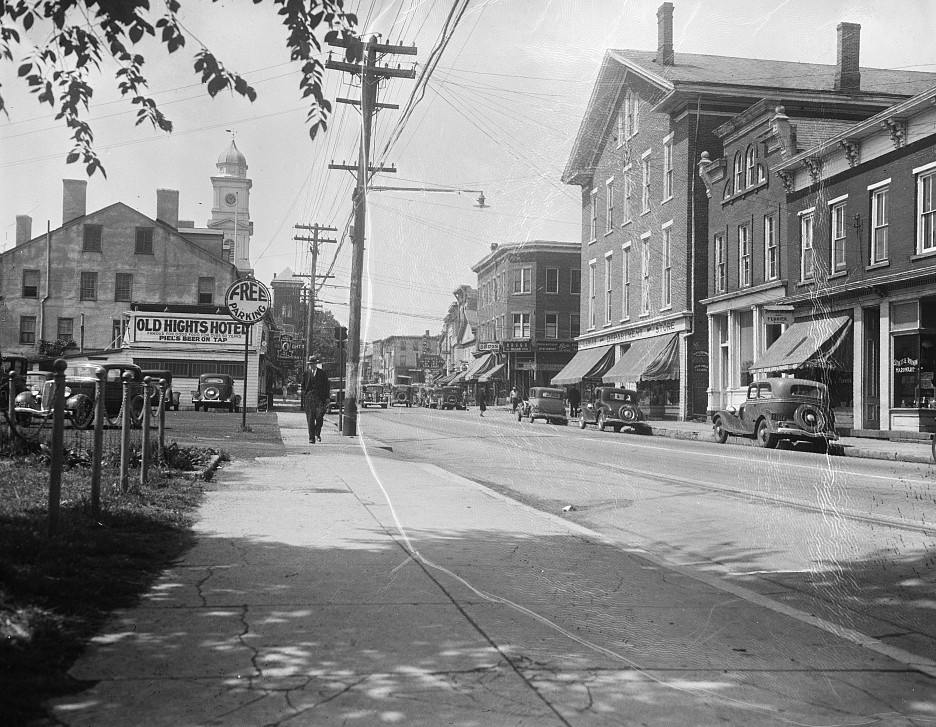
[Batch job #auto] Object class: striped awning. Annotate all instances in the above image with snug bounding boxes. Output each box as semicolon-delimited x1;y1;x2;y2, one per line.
602;335;678;384
750;316;851;374
551;345;614;385
477;362;506;382
463;353;496;381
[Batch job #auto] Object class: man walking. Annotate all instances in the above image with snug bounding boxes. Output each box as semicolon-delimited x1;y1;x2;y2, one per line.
301;355;330;443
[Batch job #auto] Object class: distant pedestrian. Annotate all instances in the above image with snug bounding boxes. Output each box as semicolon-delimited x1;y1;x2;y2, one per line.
510;387;519;412
301;356;330;443
478;390;486;417
568;387;581;418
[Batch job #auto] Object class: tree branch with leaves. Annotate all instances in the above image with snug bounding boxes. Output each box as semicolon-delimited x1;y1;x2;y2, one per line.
0;0;358;176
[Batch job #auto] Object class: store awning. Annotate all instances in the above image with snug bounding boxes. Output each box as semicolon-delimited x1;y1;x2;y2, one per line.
463;353;496;381
642;334;680;381
551;345;614;385
434;371;456;385
749;316;852;374
449;369;468;384
603;334;678;383
477;362;506;382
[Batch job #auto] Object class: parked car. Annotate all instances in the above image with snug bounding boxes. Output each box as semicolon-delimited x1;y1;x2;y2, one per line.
1;354;31;411
517;386;568;425
391;384;413;407
579;386;646;433
712;377;837;450
362;383;390;408
327;378;344;413
192;373;241;412
140;369;180;411
434;385;466;410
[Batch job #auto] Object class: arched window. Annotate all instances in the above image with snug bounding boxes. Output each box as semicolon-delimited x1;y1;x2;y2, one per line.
733;152;744;194
745;146;756;187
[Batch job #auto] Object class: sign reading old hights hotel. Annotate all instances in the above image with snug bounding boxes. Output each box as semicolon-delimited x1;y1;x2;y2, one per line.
133;315;249;344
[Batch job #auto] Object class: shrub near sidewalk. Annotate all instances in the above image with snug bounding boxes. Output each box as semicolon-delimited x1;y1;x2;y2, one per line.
0;440;220;725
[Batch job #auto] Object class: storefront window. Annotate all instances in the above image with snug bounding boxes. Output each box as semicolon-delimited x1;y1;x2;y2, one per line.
893;334;936;408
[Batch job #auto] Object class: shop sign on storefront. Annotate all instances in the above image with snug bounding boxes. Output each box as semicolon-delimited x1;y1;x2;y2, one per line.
478;342;502;352
130;314;250;345
536;340;576;353
516;362;565;371
502;340;532;352
894;356;919;374
763;307;794;326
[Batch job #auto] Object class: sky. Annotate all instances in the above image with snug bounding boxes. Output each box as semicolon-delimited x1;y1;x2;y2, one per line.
2;0;936;342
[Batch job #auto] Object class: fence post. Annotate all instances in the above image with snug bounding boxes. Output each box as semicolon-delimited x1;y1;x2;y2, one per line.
158;378;167;462
119;371;132;492
140;376;152;486
6;369;16;426
47;358;67;537
90;368;105;519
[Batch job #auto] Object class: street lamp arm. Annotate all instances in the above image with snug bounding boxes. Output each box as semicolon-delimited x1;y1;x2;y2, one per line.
367;186;489;208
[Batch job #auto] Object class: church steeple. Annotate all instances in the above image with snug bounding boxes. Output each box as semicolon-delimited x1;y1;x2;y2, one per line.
209;137;253;273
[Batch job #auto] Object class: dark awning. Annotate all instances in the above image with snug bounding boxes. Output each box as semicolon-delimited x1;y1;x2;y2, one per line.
750;316;852;374
464;353;496;381
642;335;680;381
551;345;614;385
602;334;677;383
477;362;506;382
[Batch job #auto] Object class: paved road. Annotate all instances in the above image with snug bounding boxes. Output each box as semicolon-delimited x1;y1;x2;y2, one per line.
358;405;936;671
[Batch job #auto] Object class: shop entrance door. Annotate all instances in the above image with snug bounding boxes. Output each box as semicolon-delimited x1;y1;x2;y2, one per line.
864;307;880;429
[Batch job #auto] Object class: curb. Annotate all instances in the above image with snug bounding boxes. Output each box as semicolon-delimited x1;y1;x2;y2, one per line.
201;454;223;481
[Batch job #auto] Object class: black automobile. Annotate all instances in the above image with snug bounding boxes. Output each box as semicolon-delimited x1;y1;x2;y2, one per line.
578;386;646;433
362;383;390;408
712;377;837;450
192;373;242;412
434;385;465;410
140;369;181;411
391;384;413;407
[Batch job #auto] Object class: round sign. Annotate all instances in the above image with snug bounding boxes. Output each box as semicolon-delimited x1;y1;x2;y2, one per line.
225;278;271;324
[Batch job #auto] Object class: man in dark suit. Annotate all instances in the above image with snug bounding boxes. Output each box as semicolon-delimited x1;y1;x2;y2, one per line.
301;355;330;443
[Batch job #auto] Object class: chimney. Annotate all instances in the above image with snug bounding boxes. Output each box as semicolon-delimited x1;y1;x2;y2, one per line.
156;188;180;228
62;179;87;224
15;215;32;246
657;2;675;66
490;242;498;251
835;22;860;93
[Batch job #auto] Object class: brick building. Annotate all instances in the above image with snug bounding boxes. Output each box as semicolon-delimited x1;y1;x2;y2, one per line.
372;332;442;384
471;240;580;394
562;3;936;420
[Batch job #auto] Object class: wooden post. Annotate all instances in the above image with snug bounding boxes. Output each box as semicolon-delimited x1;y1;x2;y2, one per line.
158;377;167;462
140;376;151;485
119;371;133;492
90;368;105;519
47;358;67;537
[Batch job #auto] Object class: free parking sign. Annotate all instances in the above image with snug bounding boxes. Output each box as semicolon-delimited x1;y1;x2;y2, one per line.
225;278;271;324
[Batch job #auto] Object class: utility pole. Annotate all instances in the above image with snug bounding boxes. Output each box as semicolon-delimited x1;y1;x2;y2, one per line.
327;34;416;436
294;223;337;360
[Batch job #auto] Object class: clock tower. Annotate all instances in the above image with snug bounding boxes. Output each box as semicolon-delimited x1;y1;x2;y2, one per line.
209;139;253;273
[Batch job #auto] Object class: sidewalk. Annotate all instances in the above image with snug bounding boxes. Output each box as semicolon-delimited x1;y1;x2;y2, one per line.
45;412;936;726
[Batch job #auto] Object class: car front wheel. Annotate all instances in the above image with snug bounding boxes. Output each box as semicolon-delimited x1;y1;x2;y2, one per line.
597;412;607;432
713;417;729;444
756;418;778;449
579;415;587;429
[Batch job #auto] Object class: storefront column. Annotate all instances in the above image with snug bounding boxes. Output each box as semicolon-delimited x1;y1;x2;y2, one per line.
880;301;891;430
852;304;865;430
707;313;717;414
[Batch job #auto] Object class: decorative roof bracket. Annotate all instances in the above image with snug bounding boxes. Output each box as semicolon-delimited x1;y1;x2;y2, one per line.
776;169;795;194
882;117;908;149
803;157;823;185
839;138;860;167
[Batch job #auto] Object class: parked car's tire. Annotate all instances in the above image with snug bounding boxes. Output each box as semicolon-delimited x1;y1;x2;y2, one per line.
756;418;777;449
130;395;146;428
597;412;607;432
71;394;94;430
794;403;825;434
517;410;523;422
618;404;639;423
613;425;622;433
713;417;729;444
579;415;587;429
229;401;235;413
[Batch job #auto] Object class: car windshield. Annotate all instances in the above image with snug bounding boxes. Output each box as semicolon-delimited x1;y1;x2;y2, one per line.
538;390;563;399
66;365;100;378
790;384;821;399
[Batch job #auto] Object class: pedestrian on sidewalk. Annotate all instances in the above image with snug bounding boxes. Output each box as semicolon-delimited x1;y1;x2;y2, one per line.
510;387;519;412
301;355;330;443
478;389;487;417
568;386;581;418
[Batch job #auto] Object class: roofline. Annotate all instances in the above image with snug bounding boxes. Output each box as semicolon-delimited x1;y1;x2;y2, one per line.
470;240;581;272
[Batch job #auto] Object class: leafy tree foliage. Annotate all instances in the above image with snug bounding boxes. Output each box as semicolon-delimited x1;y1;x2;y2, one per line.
0;0;358;176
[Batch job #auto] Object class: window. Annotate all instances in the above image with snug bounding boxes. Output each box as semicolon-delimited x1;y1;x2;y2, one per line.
571;268;581;295
640;234;651;315
198;277;214;305
605;178;614;233
871;186;888;264
663;138;673;200
588;262;596;329
135;227;154;255
641;154;651;213
831;200;847;272
604;253;613;323
22;269;39;298
80;271;98;300
918;171;936;253
622;165;633;224
512;313;530;338
800;211;815;281
733;152;743;193
57;317;74;342
589;188;597;241
19;316;36;345
738;224;751;287
714;234;726;293
513;267;532;294
115;272;133;302
545;267;559;294
83;224;102;252
764;215;778;281
745;146;756;188
545;312;558;339
662;225;672;307
570;313;580;339
622;245;631;320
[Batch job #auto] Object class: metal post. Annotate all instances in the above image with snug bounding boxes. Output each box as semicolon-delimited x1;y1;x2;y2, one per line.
90;368;105;519
47;358;66;537
158;377;167;461
140;376;151;485
119;371;132;492
242;324;250;429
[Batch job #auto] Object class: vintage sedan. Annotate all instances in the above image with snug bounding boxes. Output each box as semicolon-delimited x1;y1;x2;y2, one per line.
328;378;344;413
141;369;181;411
712;377;837;449
390;384;413;407
362;383;390;408
1;354;31;411
579;386;646;433
434;385;465;410
517;386;567;425
192;373;242;412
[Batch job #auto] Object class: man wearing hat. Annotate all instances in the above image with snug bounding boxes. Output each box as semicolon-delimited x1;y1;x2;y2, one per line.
301;355;330;443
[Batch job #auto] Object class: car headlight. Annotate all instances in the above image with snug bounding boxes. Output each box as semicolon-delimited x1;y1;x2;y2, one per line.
64;386;72;398
31;386;41;396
